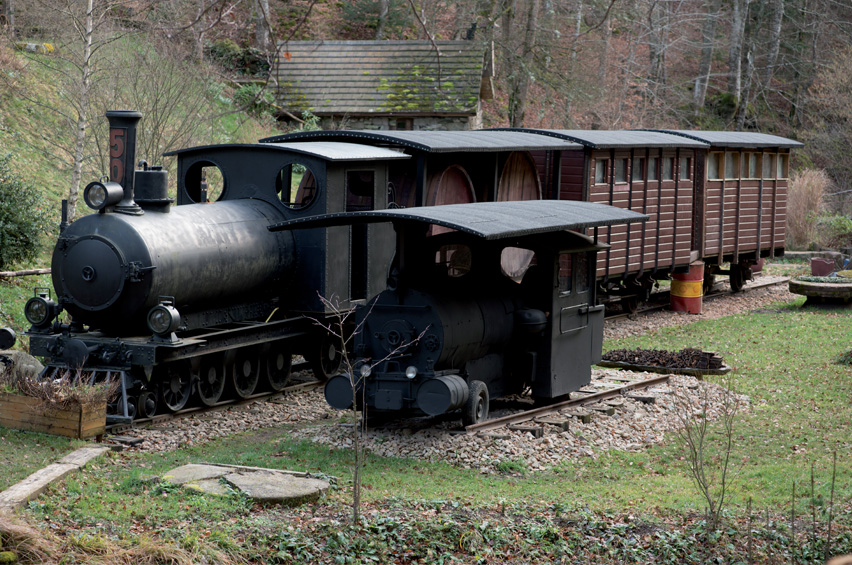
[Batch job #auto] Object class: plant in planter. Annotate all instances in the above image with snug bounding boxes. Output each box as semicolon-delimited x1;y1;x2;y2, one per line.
0;353;116;439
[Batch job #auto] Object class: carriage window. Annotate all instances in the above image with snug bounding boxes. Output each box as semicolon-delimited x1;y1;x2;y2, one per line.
742;153;758;178
614;158;628;183
679;156;691;180
276;163;317;210
662;157;674;181
648;157;659;181
436;244;472;278
594;158;609;184
762;154;776;178
777;154;789;179
632;158;645;181
725;153;739;179
185;161;224;203
708;153;722;180
558;253;573;294
346;170;374;212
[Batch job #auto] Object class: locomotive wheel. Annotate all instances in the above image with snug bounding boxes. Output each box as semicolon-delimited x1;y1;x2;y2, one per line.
264;347;293;392
231;348;261;398
195;355;226;406
620;295;640;315
137;388;158;419
462;380;489;426
160;363;192;412
307;333;343;382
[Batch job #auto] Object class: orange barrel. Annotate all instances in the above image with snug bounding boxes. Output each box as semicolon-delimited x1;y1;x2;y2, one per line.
671;261;704;314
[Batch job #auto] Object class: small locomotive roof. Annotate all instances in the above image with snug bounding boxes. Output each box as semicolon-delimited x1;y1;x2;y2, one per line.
641;130;804;148
496;129;709;149
269;200;647;241
259;130;582;153
164;141;410;161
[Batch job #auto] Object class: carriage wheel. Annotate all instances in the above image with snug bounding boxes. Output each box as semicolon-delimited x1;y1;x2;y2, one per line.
462;380;489;426
307;333;343;382
160;363;191;412
264;346;292;392
621;295;640;315
195;355;226;406
231;347;260;398
729;264;750;293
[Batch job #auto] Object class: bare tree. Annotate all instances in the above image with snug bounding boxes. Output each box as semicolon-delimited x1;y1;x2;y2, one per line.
2;0;15;39
693;0;721;114
254;0;271;51
727;0;751;113
509;0;539;127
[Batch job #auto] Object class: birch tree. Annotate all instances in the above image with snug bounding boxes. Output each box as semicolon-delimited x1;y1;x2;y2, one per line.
693;0;721;114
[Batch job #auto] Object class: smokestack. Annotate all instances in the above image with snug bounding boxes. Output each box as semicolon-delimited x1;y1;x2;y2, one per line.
105;110;143;216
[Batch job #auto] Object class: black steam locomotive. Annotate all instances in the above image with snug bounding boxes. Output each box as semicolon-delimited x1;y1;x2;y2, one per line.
271;201;645;423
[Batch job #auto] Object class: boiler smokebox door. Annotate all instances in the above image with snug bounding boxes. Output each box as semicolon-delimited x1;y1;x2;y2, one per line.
59;236;127;311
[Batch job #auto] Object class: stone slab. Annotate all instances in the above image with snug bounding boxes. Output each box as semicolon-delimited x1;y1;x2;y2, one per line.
225;471;329;506
162;464;230;485
182;478;231;496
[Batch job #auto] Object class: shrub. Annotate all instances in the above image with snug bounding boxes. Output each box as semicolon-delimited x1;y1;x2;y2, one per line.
815;213;852;249
787;169;830;250
233;83;276;118
0;152;52;270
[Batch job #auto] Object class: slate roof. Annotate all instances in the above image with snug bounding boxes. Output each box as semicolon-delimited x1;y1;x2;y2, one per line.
260;130;582;153
164;142;409;162
504;129;709;149
273;40;485;116
269;200;648;241
641;130;804;148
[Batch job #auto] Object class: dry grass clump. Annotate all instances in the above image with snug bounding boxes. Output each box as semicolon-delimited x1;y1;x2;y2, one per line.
787;169;831;250
0;515;236;565
0;352;117;409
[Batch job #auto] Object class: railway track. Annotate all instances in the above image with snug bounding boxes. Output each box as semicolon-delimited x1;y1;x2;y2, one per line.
605;275;790;320
464;374;671;435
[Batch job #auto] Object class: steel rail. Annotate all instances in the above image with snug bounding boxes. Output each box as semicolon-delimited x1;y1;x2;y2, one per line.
465;374;672;434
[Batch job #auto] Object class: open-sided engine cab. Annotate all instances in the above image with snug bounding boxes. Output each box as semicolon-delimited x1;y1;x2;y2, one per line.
270;200;647;425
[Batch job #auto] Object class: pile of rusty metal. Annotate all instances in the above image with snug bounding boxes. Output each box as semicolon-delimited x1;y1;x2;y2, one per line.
602;348;724;370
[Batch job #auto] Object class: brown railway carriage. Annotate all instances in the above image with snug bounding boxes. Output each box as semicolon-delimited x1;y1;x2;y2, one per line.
513;130;708;305
648;130;803;291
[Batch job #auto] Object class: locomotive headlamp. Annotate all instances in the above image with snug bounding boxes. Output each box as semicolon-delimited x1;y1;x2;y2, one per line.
405;366;418;379
359;363;372;378
84;181;124;211
147;303;181;335
24;290;58;328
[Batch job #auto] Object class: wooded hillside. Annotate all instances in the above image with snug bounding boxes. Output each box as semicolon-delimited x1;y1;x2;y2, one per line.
2;0;851;207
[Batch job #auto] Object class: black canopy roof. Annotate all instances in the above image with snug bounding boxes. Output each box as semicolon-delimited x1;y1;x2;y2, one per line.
269;200;647;241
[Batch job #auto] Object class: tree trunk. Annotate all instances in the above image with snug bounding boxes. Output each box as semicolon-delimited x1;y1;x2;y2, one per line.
693;0;721;114
254;0;270;51
509;0;538;127
727;0;750;108
375;0;389;40
500;0;515;75
764;0;784;85
68;0;94;221
3;0;15;39
648;0;669;91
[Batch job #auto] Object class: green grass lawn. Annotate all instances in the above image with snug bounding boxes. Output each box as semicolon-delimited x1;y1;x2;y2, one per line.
3;290;851;562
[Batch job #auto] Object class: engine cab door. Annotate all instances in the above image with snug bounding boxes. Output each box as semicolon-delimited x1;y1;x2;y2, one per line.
537;249;603;398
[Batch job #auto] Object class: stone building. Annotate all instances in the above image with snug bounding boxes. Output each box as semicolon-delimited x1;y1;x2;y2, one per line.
272;40;491;131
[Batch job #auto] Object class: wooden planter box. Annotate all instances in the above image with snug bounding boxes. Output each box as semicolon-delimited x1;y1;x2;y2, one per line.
0;393;106;439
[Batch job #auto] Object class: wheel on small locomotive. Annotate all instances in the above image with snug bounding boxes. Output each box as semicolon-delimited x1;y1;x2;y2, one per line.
263;344;292;392
230;347;261;398
307;332;343;382
159;361;192;412
194;354;226;406
137;386;158;418
462;380;489;426
620;295;640;315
